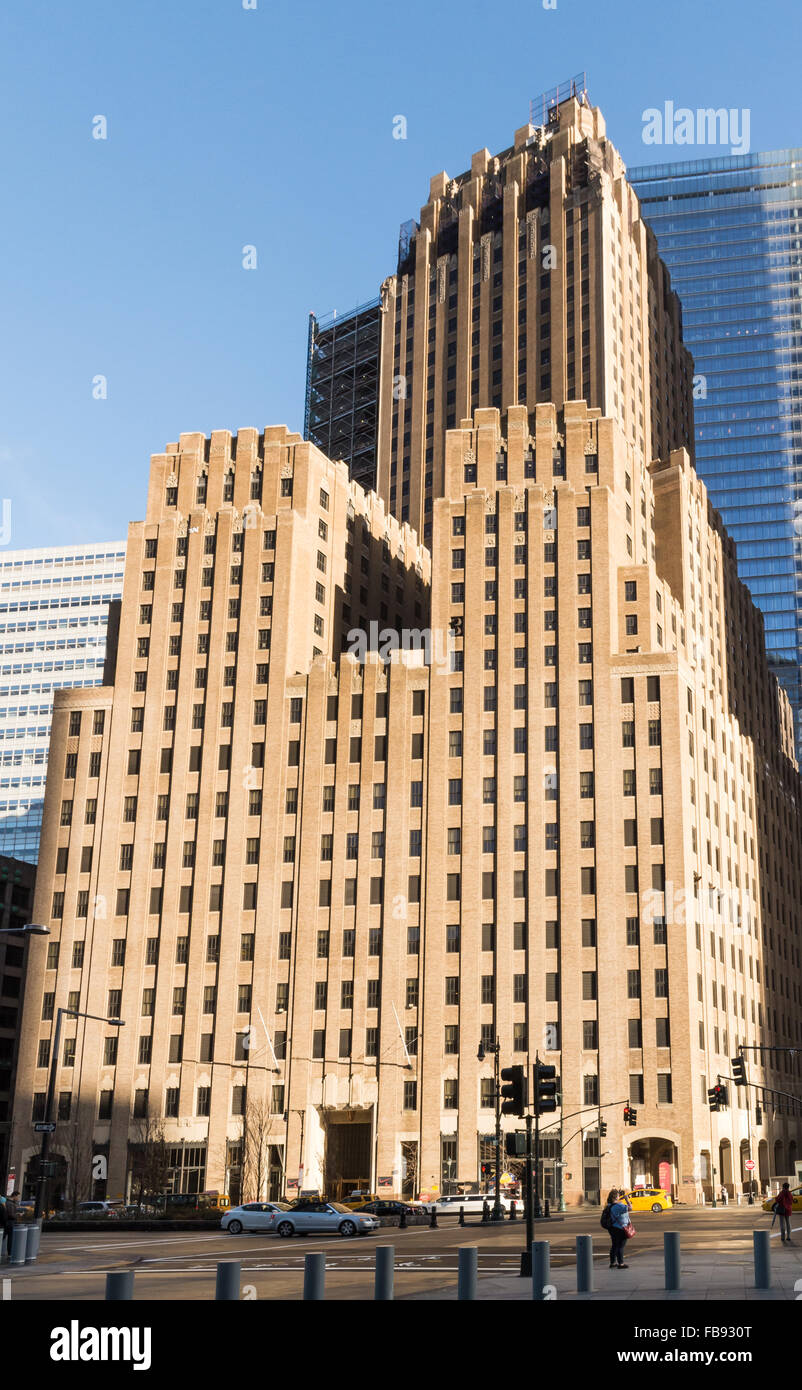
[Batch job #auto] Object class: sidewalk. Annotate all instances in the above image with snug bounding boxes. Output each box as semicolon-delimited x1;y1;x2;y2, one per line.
401;1243;802;1300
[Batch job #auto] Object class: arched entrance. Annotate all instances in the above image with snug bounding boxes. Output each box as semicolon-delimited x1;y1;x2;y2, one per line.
719;1139;733;1193
628;1137;678;1195
758;1139;770;1195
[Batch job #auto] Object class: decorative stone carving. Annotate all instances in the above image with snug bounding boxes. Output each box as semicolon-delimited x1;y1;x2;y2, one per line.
481;233;492;282
166;472;178;488
437;256;448;304
527;209;539;259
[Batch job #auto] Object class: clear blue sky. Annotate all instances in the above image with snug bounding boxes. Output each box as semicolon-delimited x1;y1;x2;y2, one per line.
1;0;798;549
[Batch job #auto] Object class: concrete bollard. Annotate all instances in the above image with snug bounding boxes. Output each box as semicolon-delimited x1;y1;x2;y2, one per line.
531;1240;550;1301
374;1246;394;1301
9;1226;28;1266
105;1270;135;1300
215;1260;241;1301
457;1245;478;1301
25;1221;41;1263
576;1235;593;1293
753;1230;771;1289
303;1251;326;1301
429;1207;438;1229
664;1232;681;1291
481;1201;490;1224
398;1207;407;1230
509;1200;517;1221
458;1205;465;1227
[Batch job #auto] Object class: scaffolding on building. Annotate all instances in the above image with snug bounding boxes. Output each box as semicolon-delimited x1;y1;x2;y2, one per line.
303;297;382;495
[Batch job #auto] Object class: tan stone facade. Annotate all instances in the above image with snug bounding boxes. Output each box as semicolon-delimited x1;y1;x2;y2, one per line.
9;397;802;1207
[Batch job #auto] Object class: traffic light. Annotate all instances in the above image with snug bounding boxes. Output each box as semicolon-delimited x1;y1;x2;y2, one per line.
500;1064;527;1117
599;1119;607;1137
708;1083;728;1111
534;1061;558;1115
505;1131;526;1158
731;1055;747;1086
623;1106;637;1127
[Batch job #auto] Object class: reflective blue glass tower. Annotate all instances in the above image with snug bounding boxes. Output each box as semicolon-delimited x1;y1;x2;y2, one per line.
630;150;802;758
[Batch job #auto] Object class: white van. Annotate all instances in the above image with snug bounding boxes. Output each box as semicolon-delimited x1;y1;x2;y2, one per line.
424;1192;514;1215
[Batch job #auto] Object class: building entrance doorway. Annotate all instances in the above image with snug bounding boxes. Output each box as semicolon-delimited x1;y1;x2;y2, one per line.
629;1137;677;1195
322;1109;372;1200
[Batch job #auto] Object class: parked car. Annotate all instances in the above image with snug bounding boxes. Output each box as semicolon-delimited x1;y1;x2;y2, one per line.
623;1188;673;1213
340;1191;378;1209
222;1202;291;1234
421;1193;513;1216
351;1199;418;1218
75;1201;127;1218
263;1200;380;1237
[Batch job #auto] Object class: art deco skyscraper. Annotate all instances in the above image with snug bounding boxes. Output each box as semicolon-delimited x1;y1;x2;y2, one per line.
375;96;694;542
10;102;802;1210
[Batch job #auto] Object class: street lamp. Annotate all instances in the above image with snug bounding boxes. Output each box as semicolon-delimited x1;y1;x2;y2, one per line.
33;1007;125;1219
0;924;50;935
477;1038;504;1221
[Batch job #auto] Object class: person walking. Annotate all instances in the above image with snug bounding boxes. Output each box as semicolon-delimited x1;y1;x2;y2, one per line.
776;1182;794;1244
603;1188;633;1268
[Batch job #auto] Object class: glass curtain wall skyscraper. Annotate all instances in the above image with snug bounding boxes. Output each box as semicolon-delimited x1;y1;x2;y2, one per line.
630;150;802;756
0;542;126;861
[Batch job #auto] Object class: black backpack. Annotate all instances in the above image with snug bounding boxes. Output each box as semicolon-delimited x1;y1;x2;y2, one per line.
600;1204;612;1230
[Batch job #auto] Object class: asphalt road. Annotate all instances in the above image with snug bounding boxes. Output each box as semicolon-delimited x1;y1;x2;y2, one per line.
2;1204;787;1301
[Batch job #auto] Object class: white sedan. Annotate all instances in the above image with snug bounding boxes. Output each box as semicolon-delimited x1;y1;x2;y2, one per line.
222;1202;291;1233
264;1199;380;1237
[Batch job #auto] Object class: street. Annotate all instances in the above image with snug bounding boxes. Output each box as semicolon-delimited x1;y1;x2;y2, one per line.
4;1204;799;1301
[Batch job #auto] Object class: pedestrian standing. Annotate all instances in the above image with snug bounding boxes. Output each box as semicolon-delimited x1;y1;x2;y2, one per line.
776;1182;794;1244
0;1196;7;1261
602;1188;633;1268
3;1190;19;1260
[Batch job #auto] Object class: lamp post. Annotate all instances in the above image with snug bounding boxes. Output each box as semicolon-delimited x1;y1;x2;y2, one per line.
477;1038;503;1221
0;925;50;936
34;1007;124;1219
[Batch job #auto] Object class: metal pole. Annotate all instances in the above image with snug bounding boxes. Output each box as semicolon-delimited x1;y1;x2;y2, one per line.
215;1260;241;1300
493;1044;502;1219
34;1006;65;1220
374;1246;394;1301
664;1231;681;1291
521;1113;534;1277
105;1270;134;1300
753;1230;771;1289
531;1239;550;1300
457;1245;478;1300
576;1234;593;1293
303;1251;325;1301
534;1098;542;1218
558;1104;566;1212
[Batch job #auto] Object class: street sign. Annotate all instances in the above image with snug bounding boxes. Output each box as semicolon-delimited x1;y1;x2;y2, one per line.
34;1122;56;1133
744;1159;755;1171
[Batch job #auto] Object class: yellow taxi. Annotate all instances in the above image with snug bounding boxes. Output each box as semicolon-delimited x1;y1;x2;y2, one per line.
762;1185;802;1213
623;1187;673;1213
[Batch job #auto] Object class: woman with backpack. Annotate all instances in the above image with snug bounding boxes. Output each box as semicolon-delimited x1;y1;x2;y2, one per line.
775;1182;794;1243
602;1188;633;1268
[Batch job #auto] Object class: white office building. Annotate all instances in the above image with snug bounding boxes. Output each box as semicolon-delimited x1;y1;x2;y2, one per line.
0;542;126;862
